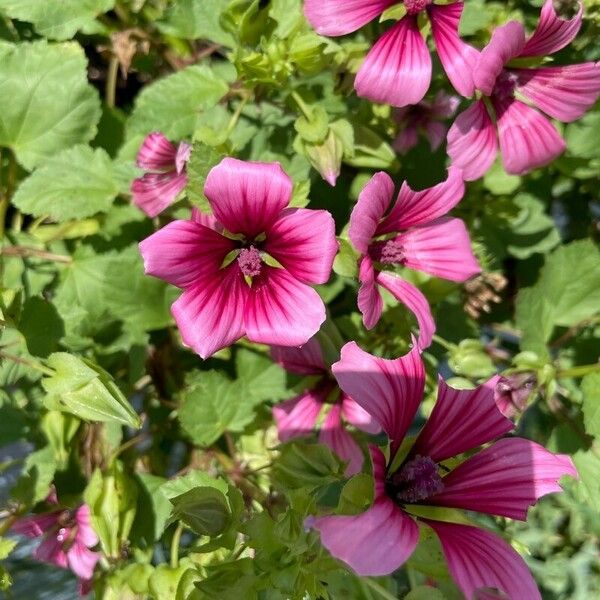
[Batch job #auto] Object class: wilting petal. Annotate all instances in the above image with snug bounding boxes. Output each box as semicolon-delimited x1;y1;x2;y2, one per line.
474;21;526;95
376;272;435;349
493;97;565;175
319;404;364;476
332;341;424;453
355;16;432;107
175;142;191;174
341;395;381;434
430;90;461;119
136;132;177;170
12;512;59;538
34;535;68;568
411;375;513;463
271;336;325;375
349;172;395;253
74;506;98;548
244;266;326;347
521;0;583;57
447;100;498;181
425;121;447;152
428;2;479;97
131;171;187;217
172;263;249;359
393;124;419;154
428;437;577;520
204;158;292;238
273;388;325;441
357;256;383;330
423;520;541;600
512;64;600;123
67;543;99;580
377;166;465;233
397;217;481;282
304;0;395;36
139;220;235;289
264;208;338;285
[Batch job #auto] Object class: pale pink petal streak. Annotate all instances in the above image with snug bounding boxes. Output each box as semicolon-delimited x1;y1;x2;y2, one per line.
67;543;99;580
319;403;364;475
131;171;188;217
273;389;324;441
341;395;381;434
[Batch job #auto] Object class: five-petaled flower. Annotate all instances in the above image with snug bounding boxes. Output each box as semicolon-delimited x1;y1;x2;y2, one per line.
139;158;338;359
304;0;477;107
348;166;479;348
448;0;600;179
308;342;577;598
131;132;191;217
271;336;380;475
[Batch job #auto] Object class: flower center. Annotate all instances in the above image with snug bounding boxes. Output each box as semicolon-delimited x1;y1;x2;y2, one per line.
369;239;405;265
237;246;263;277
387;455;444;504
404;0;432;15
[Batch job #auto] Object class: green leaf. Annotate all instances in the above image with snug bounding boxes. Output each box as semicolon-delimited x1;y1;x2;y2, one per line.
43;352;141;427
186;143;225;212
18;297;64;357
11;445;57;505
12;145;119;221
404;586;445;600
127;64;232;140
582;373;600;438
565;112;600;159
235;348;289;403
571;449;600;512
483;161;521;195
0;0;114;40
0;539;17;561
333;238;359;278
132;474;172;544
0;41;101;170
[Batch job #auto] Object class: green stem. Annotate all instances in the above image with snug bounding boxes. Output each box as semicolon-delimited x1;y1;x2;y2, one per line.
290;90;312;120
170;522;184;568
557;363;600;379
0;350;55;377
362;578;398;600
225;95;249;137
0;150;16;239
106;56;119;108
431;334;456;352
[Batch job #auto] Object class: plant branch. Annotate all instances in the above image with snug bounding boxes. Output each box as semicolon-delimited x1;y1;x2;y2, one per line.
1;245;72;263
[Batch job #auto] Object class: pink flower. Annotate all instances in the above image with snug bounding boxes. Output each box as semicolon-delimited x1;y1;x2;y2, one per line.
304;0;478;107
448;0;600;179
139;158;338;359
13;501;99;592
131;132;191;217
393;91;460;154
271;336;380;475
348;166;479;348
308;342;577;597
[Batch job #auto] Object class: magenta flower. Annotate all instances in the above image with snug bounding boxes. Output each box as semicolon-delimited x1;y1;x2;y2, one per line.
393;91;460;154
131;132;191;217
271;336;379;475
139;158;338;359
448;0;600;179
348;166;479;349
304;0;478;107
13;501;99;589
308;342;577;597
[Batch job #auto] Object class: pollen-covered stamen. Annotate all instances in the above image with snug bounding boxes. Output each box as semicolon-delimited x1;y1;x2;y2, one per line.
369;239;406;264
237;246;263;277
388;455;444;504
404;0;433;15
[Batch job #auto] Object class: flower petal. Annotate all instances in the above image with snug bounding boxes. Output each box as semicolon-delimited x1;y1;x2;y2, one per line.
139;220;235;289
35;535;68;568
521;0;583;57
332;341;424;453
425;121;447;152
349;172;395;253
264;208;338;285
270;335;326;375
428;2;479;97
67;543;99;580
304;0;395;36
175;142;192;174
428;437;577;520
273;388;325;441
357;256;384;330
377;166;465;233
171;263;249;359
393;125;419;154
341;395;381;435
131;171;187;217
411;375;513;463
423;520;541;600
473;21;526;95
74;505;99;548
355;16;432;108
512;63;600;123
12;512;59;538
136;132;177;171
397;216;481;282
244;266;326;347
493;97;566;175
204;158;292;238
447;99;498;181
319;403;364;475
376;272;435;350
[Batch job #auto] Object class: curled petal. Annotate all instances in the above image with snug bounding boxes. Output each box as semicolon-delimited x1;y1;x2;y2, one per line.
175;142;192;174
204;158;292;238
428;437;577;520
131;171;187;217
430;90;461;119
270;336;325;375
304;0;395;36
355;16;432;107
273;388;324;441
319;403;364;476
265;208;338;285
136;132;177;170
447;100;498;181
521;0;583;57
411;375;513;463
332;341;425;453
341;395;381;435
357;256;384;330
423;520;541;600
493;97;566;175
67;543;100;580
